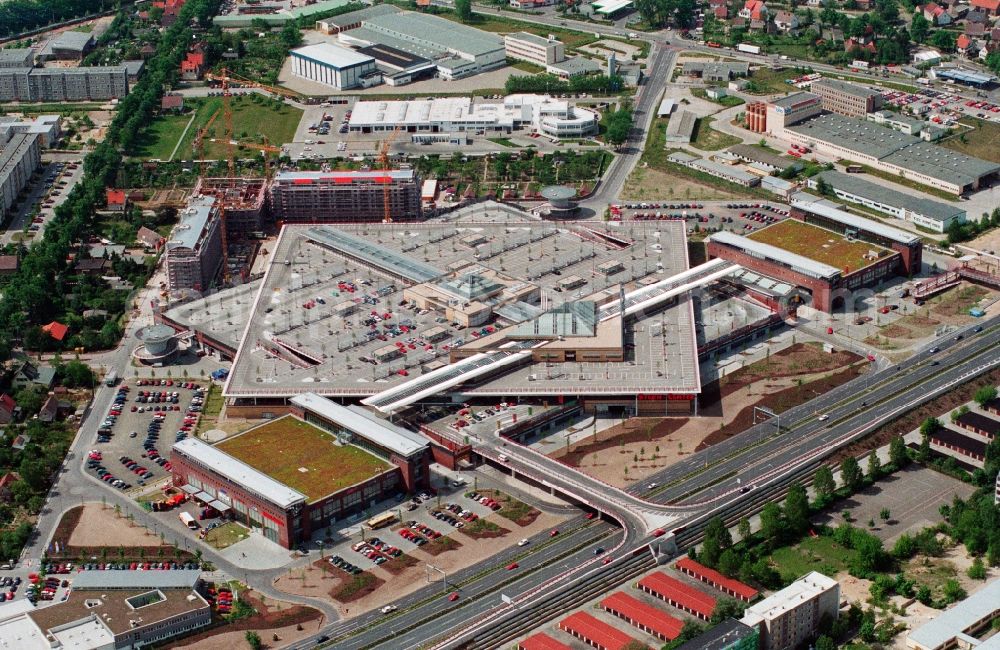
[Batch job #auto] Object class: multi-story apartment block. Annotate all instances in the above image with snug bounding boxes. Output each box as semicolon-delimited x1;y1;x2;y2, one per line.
0;66;129;102
0;132;41;225
165;196;223;291
741;572;840;650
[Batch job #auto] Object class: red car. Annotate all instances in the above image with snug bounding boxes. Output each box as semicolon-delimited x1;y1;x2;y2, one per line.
448;592;459;602
506;562;519;571
549;529;559;537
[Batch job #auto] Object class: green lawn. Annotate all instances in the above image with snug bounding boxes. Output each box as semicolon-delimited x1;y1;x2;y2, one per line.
941;118;1000;164
135;95;302;161
202;384;224;418
131;111;194;160
747;68;798;95
204;522;249;550
508;60;545;74
689;88;745;108
691;117;743;151
769;535;855;582
7;102;105;116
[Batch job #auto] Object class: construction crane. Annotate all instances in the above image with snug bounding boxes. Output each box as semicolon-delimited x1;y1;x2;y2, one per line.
193;107;221;176
204;69;300;100
377;125;402;223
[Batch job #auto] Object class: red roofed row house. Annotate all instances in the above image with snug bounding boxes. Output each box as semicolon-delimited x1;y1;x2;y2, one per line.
600;591;685;642
637;571;717;621
558;611;635;650
675;557;759;602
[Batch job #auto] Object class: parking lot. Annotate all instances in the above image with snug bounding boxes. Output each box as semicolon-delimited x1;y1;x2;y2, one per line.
3;159;84;245
324;488;505;574
87;379;207;494
881;87;999;125
611;201;790;235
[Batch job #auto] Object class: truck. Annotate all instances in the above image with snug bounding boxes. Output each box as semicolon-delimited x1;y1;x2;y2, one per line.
737;43;761;55
105;369;118;387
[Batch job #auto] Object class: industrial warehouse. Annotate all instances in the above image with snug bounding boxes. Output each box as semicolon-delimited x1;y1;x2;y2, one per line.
747;81;1000;195
170;393;430;548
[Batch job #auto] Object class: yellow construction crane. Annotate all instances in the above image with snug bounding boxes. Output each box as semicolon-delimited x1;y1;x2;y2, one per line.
377;125;402;223
204;69;300;99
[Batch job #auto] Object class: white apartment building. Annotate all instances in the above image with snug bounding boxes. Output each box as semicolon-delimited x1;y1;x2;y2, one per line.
741;572;840;650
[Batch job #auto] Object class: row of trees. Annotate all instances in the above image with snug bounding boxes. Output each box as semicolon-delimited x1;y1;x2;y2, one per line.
0;0;222;358
0;0;117;37
632;0;697;29
504;73;624;95
947;208;1000;245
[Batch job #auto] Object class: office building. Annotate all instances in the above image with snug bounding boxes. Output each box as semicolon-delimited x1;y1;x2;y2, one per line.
165;195;223;291
338;10;505;80
269;169;422;223
290;43;379;89
504;32;565;66
170;394;430;548
0;132;40;226
741;572;840;650
0;66;129;102
765;92;823;130
906;578;1000;650
807;170;965;232
0;48;33;68
810;78;884;117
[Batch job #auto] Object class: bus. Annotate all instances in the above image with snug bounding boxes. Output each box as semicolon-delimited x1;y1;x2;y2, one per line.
366;512;398;530
105;369;118;387
179;512;199;530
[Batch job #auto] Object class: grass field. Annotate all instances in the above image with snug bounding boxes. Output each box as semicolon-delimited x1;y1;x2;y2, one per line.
941;118;1000;164
204;522;249;550
690;117;743;151
747;68;798;95
770;535;854;583
217;416;390;502
748;219;887;273
691;87;745;108
133;95;302;161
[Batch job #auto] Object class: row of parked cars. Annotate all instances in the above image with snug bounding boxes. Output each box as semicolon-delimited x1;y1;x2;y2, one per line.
351;537;403;565
328;555;364;575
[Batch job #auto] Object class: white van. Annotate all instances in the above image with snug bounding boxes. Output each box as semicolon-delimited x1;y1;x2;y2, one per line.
498;454;509;463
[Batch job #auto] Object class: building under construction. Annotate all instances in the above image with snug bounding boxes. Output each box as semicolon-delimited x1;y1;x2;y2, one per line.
193;176;268;238
268;169;422;223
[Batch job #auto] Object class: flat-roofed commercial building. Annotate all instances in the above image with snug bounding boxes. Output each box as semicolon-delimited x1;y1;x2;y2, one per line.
0;66;129;101
316;3;400;33
810;78;884;116
779;113;999;195
504;32;565;66
808;170;965;232
290;43;379;89
668;151;761;187
165;195;223;291
171;397;429;548
269;169;422;223
765;91;823;130
347;95;598;138
0;132;40;225
741;572;840;650
338;10;505;80
906;578;1000;650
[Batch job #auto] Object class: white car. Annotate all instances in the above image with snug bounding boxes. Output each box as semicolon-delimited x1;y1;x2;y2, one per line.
381;605;397;614
517;538;529;547
817;414;829;421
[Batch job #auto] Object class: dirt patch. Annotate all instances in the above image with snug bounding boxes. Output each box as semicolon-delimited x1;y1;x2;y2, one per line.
551;418;686;468
422;536;462;557
831;365;1000;464
473;489;541;527
622;166;739;201
720;343;862;387
331;572;385;603
380;554;419;576
699;364;865;449
50;503;191;562
459;518;512;540
172;590;323;649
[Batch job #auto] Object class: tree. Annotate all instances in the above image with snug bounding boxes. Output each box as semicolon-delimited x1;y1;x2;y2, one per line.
701;516;732;567
867;450;882;479
738;516;751;543
879;507;891;522
943;578;966;603
974;385;998;408
815;635;836;650
245;631;262;650
760;502;784;544
920;417;941;436
718;548;742;577
929;29;957;52
455;0;473;22
785;483;810;534
968;557;987;580
910;13;929;42
841;456;863;492
889;435;908;469
814;466;836;500
711;598;746;624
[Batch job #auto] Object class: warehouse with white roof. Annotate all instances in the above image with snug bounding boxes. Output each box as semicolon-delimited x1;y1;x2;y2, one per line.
290;42;379;89
348;94;599;137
